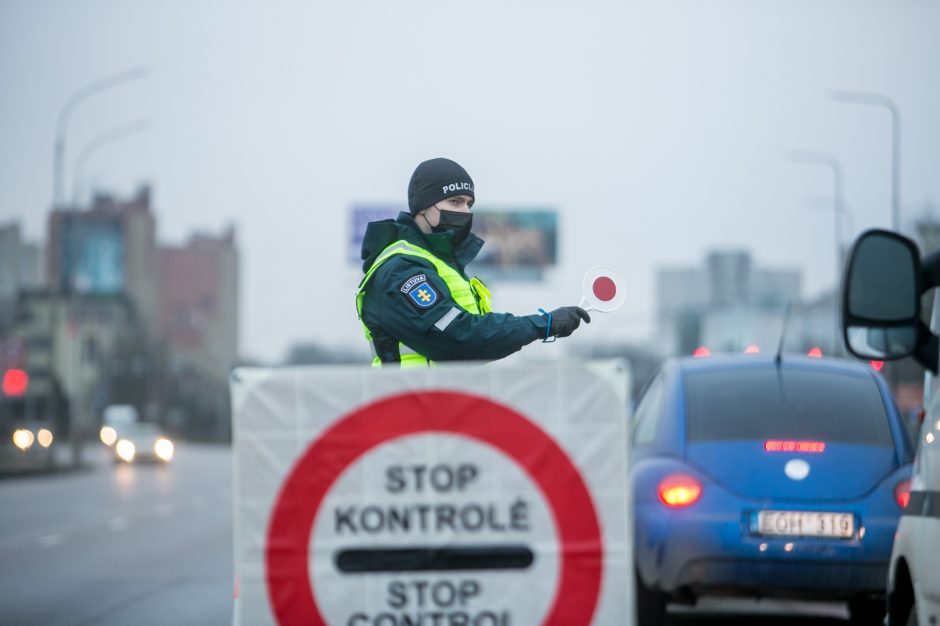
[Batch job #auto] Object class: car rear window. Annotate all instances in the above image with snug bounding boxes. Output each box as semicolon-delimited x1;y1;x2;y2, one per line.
683;366;893;446
122;423;160;437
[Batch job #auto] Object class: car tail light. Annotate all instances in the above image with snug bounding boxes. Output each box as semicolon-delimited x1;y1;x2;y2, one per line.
895;479;911;509
658;473;702;508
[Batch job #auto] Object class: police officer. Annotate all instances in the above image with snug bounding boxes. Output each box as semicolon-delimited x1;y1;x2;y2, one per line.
356;157;590;367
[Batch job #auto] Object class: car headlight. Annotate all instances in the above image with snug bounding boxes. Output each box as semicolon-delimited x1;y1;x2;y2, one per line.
37;428;53;448
115;439;136;462
100;426;117;446
154;438;174;462
12;429;34;451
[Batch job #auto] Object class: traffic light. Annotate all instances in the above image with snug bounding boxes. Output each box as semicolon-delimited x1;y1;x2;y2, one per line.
2;368;29;397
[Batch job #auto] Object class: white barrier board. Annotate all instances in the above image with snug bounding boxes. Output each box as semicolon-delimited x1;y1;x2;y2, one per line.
231;360;631;626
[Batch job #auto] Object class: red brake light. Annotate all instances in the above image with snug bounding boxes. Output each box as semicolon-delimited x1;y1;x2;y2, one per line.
870;360;884;372
744;345;760;354
658;473;702;508
764;440;826;453
2;369;28;397
895;479;911;509
807;347;823;358
692;346;711;358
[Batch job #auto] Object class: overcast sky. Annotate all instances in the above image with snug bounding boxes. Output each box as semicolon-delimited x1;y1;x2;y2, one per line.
2;0;939;363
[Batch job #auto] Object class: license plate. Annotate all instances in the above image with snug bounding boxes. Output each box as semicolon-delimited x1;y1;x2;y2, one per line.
755;510;855;538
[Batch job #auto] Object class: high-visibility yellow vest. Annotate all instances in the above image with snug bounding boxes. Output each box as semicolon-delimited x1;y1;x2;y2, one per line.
356;240;493;367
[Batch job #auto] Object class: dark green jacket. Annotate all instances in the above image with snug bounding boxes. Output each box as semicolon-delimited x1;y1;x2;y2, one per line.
359;213;547;362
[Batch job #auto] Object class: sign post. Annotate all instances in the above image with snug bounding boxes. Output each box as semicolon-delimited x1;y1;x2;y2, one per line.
232;361;631;626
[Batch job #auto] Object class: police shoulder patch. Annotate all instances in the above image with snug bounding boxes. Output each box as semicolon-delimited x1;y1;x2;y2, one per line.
400;274;427;294
406;281;438;308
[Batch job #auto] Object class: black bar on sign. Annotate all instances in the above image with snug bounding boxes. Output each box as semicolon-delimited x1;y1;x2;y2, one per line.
335;545;534;573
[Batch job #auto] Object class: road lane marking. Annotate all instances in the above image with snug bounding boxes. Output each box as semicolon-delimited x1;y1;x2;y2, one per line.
38;534;63;548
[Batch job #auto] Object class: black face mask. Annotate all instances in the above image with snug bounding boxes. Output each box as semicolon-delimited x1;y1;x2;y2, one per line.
431;208;473;245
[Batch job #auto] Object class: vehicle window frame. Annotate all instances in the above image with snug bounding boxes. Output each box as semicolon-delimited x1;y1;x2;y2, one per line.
876;376;915;463
631;373;665;447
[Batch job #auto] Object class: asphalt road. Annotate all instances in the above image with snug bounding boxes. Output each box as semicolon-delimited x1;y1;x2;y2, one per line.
0;442;233;626
0;442;866;626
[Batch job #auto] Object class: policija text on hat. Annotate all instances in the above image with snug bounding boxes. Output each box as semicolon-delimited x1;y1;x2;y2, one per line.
356;158;591;367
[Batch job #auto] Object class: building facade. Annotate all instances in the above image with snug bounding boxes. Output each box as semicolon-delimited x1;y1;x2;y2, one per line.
157;227;239;440
656;250;803;356
157;226;239;381
46;185;158;338
0;223;43;301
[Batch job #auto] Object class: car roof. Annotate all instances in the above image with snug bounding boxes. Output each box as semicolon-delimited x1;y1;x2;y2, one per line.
671;354;878;379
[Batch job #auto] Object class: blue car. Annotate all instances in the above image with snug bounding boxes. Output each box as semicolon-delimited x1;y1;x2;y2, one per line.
631;355;914;625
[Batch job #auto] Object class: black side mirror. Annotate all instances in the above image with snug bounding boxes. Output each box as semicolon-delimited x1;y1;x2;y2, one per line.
841;229;938;372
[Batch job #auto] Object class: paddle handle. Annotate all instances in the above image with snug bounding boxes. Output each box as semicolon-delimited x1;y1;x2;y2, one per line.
578;296;598;313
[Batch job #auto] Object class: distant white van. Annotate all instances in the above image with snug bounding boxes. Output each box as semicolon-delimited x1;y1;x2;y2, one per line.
842;229;940;626
99;404;139;447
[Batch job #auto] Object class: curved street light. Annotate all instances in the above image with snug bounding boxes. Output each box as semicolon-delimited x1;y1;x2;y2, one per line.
52;66;150;208
50;67;149;468
828;89;901;231
71;118;151;207
785;149;847;355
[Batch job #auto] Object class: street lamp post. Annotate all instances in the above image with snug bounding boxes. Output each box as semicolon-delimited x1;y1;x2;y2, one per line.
51;67;148;467
828;90;901;231
786;150;847;355
53;66;149;208
71;118;151;207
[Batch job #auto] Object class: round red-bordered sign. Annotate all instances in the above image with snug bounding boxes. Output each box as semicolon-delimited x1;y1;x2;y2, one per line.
264;390;603;626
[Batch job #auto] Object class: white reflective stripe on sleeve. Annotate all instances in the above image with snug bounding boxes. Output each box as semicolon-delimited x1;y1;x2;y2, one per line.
433;307;461;331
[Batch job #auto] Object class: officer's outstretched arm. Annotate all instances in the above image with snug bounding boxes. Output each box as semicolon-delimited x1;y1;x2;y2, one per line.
425;308;548;361
364;261;548;362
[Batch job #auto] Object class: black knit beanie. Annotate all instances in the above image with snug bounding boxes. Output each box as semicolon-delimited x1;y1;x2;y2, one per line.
407;158;475;215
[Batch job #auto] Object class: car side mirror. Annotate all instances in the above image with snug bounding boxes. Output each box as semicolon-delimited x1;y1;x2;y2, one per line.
841;229;939;372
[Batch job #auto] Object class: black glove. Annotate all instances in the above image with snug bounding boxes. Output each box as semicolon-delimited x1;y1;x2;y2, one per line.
547;306;591;338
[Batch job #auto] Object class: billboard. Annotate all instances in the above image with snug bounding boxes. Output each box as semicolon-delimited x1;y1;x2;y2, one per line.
347;206;401;265
348;205;557;281
59;214;124;294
